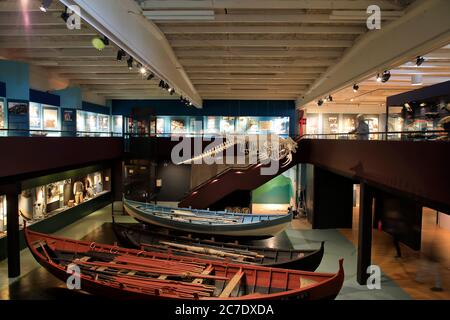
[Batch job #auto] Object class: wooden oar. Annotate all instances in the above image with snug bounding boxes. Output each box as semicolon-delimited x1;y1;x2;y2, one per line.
159;241;257;261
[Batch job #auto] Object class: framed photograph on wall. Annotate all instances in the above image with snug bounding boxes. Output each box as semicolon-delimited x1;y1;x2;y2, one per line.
8;101;29;115
63;110;74;122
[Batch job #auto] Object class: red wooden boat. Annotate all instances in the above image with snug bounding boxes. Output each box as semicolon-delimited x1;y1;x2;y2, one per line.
25;226;344;300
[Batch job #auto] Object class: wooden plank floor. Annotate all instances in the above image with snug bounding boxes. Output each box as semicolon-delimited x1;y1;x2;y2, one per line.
339;207;450;300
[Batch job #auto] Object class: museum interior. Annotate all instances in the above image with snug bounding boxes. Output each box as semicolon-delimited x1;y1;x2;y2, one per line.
0;0;449;303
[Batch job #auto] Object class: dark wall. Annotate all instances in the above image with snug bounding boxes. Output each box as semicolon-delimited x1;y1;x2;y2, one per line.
374;191;423;250
305;165;354;229
0;137;123;179
210;190;252;211
300;139;450;213
29;89;60;106
155;163;191;202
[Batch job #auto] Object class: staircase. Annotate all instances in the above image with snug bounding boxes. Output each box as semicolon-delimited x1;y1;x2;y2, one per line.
178;137;304;209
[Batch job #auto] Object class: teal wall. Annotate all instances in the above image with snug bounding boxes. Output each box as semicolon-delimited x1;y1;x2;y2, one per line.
252;174;294;204
51;87;82;110
0;61;29;101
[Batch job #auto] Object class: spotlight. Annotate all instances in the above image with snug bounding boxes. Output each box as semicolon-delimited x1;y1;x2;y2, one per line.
327;95;333;102
317;99;324;106
60;6;70;22
416;56;425;67
40;0;52;12
377;70;391;83
376;73;382;83
102;36;109;46
159;80;164;88
116;49;126;61
127;57;134;70
139;66;147;74
168;88;175;95
147;73;154;80
353;84;359;92
164;83;170;90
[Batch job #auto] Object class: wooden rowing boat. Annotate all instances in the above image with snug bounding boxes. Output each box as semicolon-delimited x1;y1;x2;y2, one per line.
123;198;293;238
25;226;344;300
112;222;324;271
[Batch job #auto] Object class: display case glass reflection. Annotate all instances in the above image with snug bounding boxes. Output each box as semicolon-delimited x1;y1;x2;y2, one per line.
220;117;235;133
43;106;60;131
322;114;339;134
29;102;42;129
306;114;319;134
0;100;5;135
171;118;186;134
0;195;6;238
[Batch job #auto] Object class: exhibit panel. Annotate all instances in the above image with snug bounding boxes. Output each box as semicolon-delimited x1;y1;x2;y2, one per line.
77;110;111;136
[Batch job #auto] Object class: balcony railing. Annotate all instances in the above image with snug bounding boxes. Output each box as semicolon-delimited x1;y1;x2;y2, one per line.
300;130;450;142
0;129;122;137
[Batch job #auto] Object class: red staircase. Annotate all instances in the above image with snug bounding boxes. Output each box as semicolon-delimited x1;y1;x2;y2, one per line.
178;138;305;209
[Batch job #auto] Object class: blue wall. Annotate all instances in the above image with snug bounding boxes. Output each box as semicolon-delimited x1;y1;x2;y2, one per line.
51;87;82;109
0;61;29;100
112;99;297;135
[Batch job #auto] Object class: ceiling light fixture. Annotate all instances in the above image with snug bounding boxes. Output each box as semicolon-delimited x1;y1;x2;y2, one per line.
317;99;324;106
116;49;126;61
60;6;70;22
127;57;134;70
416;56;425;67
40;0;52;12
139;66;147;74
377;70;391;83
353;84;359;92
147;73;154;80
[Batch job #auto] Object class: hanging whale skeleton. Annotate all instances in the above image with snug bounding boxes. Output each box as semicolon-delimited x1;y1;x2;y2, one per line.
177;135;298;168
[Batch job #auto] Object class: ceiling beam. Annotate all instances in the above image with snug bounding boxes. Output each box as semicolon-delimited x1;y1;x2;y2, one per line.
179;59;336;67
298;0;450;106
169;39;353;48
189;74;319;80
139;0;403;10
185;66;326;73
159;25;365;35
0;28;96;37
174;49;344;58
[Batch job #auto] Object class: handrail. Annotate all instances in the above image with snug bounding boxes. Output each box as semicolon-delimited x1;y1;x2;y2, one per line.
0;128;122;137
299;130;449;141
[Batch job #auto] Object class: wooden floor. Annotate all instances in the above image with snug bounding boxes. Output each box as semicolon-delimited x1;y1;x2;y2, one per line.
341;207;450;300
291;208;450;299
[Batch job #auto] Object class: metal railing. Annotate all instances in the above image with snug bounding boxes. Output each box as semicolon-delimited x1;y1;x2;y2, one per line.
0;128;123;137
300;130;450;142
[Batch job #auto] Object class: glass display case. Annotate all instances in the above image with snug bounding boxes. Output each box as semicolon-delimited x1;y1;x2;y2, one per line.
322;114;339;134
29;102;42;130
42;106;60;132
18;170;110;228
112;115;123;136
0;195;6;238
77;111;111;136
306;114;319;134
0;99;5;136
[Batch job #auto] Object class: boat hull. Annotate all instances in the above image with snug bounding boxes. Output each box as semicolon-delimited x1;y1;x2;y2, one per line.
124;200;292;238
25;228;344;301
113;222;324;271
